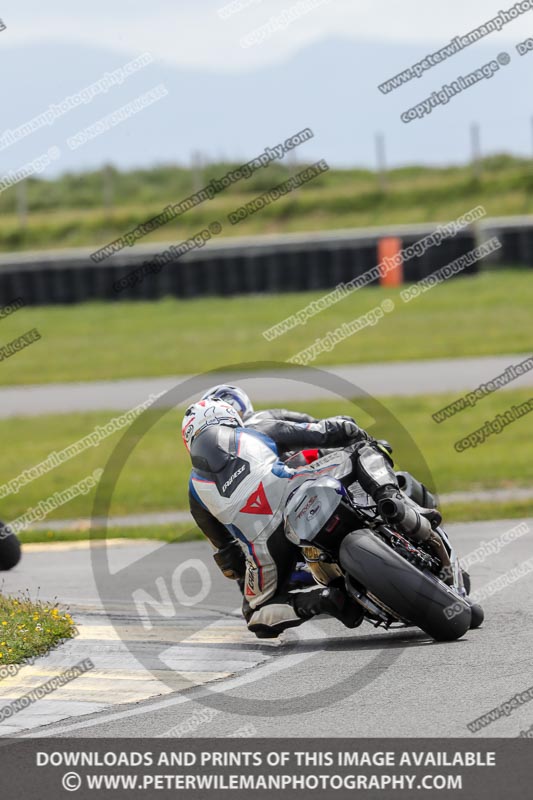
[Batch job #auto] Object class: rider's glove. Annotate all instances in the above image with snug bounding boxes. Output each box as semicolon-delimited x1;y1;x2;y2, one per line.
323;416;369;446
213;540;246;580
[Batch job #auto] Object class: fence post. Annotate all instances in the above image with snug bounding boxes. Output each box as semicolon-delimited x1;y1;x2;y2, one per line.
378;237;403;286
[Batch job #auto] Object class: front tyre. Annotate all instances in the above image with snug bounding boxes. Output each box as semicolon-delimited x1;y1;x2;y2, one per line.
339;531;471;641
0;525;21;571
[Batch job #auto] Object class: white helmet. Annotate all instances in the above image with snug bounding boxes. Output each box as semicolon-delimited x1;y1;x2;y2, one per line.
201;384;254;421
181;398;243;452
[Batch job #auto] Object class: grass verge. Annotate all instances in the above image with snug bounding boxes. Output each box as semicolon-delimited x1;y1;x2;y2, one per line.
17;499;532;548
1;156;533;251
0;271;531;385
19;523;200;545
2;388;532;525
3;387;533;524
441;500;533;524
0;592;76;665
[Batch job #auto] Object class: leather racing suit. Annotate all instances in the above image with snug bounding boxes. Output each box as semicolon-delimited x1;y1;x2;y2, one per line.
188;416;399;638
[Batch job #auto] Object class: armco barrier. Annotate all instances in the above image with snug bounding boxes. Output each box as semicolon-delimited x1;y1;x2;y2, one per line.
0;216;529;306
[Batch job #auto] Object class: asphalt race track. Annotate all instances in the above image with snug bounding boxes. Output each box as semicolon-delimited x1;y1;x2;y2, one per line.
1;355;532;418
1;519;531;739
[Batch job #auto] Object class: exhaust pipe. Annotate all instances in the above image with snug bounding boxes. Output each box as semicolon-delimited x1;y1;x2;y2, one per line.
379;496;452;583
378;497;433;542
395;471;437;510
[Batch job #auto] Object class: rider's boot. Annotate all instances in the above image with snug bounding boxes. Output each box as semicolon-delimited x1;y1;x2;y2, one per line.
287;561;316;590
290;583;364;629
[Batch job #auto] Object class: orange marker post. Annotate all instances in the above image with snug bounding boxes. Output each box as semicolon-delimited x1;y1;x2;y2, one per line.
378;237;404;287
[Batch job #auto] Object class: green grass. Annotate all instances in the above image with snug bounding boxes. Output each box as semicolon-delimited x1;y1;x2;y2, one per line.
0;271;531;386
440;501;533;524
0;593;76;665
18;498;532;545
19;523;200;545
2;155;533;251
3;190;530;251
1;389;531;528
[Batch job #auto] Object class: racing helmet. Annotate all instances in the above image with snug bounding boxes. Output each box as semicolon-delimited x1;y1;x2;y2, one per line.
200;384;254;421
181;398;243;452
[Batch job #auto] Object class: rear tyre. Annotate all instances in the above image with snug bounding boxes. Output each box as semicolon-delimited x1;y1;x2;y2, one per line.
339;531;471;641
467;600;484;629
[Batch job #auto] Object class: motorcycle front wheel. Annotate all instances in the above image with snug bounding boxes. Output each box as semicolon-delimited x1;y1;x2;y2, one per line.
0;529;21;570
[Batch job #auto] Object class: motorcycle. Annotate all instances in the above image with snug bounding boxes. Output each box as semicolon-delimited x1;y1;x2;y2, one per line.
283;450;483;642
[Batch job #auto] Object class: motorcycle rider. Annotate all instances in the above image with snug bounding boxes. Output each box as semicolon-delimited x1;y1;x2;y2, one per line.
201;383;406;466
183;393;435;639
200;384;325;587
199;384;348;588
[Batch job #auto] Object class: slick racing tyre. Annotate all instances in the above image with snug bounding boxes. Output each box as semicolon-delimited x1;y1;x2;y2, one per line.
0;523;21;571
339;531;471;641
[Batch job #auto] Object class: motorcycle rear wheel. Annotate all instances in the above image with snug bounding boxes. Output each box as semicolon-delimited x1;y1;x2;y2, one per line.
339;530;471;641
466;599;484;629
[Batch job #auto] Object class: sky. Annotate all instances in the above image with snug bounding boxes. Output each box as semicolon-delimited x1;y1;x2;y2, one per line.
2;0;528;72
0;1;531;172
